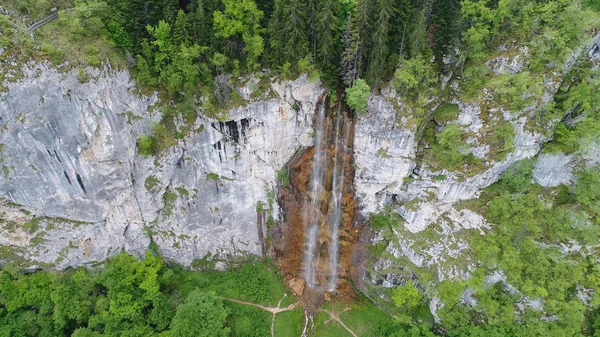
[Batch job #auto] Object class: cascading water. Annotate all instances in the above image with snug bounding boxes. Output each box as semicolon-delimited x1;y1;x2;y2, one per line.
303;102;327;288
302;100;350;291
327;106;350;291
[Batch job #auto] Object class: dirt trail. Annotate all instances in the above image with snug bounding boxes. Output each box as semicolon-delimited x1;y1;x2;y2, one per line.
223;295;359;337
318;307;358;337
222;295;297;337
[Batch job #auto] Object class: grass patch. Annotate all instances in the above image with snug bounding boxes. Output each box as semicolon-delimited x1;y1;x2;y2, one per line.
162;191;178;217
433;103;460;124
339;300;406;336
22;217;42;233
206;172;220;180
144;176;160;192
224;302;271;337
315;311;353;337
274;309;304;336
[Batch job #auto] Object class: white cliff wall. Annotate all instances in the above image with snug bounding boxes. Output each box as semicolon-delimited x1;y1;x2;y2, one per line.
0;63;323;268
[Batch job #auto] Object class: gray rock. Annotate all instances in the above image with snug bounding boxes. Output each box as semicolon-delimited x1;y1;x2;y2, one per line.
0;64;323;267
353;96;416;215
533;152;574;187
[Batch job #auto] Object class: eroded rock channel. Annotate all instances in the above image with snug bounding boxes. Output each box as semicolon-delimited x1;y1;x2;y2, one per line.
274;95;362;310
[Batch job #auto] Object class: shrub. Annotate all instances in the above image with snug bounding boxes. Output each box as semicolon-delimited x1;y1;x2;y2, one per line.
276;168;290;187
345;78;371;115
499;159;534;193
138;134;156;157
433;103;460;124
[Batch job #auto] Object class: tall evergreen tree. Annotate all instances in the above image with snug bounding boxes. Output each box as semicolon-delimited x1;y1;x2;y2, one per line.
315;0;339;69
269;0;309;66
388;0;411;59
307;0;318;60
187;0;208;46
366;0;396;87
173;9;192;47
409;0;433;58
340;0;372;85
431;0;460;65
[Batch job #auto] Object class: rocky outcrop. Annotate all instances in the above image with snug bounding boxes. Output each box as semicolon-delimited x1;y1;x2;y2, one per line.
353;41;594;290
533;152;574;187
353;96;416;215
0;63;323;268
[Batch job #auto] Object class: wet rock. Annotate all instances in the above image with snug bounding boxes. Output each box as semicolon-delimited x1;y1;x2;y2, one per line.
288;277;306;296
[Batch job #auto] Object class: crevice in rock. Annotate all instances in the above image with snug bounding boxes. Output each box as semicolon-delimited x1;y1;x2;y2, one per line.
75;173;86;194
175;148;185;169
53;149;62;163
63;170;72;185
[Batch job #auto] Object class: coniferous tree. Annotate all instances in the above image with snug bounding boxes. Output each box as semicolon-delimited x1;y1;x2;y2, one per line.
173;9;191;47
307;0;318;60
388;0;412;59
187;0;208;46
315;0;339;70
366;0;396;88
268;0;309;66
409;0;433;59
431;0;460;65
341;0;372;85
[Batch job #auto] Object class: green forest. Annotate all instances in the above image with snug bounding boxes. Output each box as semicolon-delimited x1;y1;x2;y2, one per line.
3;0;598;139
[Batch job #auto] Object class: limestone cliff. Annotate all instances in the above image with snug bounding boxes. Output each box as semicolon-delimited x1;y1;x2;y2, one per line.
354;35;600;307
0;63;323;268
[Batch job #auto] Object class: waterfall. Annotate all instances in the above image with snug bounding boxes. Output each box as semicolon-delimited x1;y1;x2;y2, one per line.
302;100;349;291
327;105;349;291
303;102;327;288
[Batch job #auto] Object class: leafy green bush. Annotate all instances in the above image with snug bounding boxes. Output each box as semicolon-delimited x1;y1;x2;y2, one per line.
428;124;477;171
345;78;371;115
498;158;534;193
171;290;229;337
137;134;156;157
393;56;437;96
276;167;290;187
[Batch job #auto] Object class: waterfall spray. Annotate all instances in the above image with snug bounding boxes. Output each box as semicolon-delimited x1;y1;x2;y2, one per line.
303;102;327;288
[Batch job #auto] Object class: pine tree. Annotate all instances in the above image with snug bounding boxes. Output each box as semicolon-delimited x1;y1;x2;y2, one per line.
388;0;411;59
341;0;372;85
187;0;208;46
409;0;433;59
366;0;396;87
173;9;191;47
431;0;460;65
315;0;339;69
268;0;309;66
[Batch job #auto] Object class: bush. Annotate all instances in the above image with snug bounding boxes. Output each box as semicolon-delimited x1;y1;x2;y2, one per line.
138;134;155;157
393;56;437;97
429;124;468;170
498;159;534;193
345;78;371;115
433;103;460;124
276;168;290;187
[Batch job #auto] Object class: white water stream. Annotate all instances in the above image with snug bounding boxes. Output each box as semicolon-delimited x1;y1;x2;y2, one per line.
303;101;348;291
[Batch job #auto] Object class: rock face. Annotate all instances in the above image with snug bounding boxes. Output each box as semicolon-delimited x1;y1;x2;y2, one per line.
533;153;574;187
0;63;323;268
352;38;600;293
